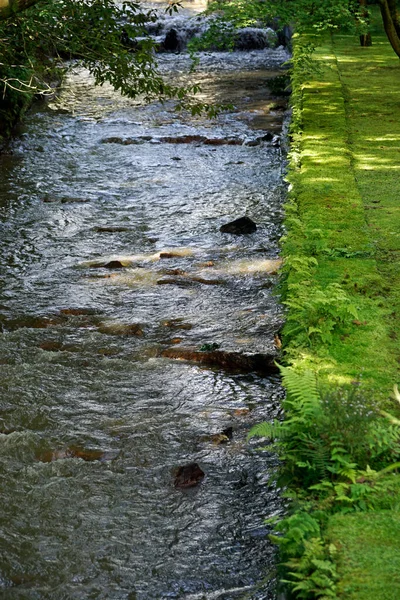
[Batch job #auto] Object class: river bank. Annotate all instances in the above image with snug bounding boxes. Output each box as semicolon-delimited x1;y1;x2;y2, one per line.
275;21;400;600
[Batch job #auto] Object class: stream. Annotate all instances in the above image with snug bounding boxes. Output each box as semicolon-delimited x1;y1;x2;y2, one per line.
0;3;289;598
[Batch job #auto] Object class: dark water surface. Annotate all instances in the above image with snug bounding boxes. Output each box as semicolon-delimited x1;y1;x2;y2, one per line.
0;14;288;598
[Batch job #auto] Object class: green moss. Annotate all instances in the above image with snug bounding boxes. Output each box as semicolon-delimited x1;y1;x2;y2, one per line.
283;31;400;395
280;22;400;600
327;509;400;600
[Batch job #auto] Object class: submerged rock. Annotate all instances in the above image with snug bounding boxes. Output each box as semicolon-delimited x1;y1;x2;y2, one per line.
97;347;120;356
97;322;144;337
220;216;257;234
59;308;96;317
157;277;195;287
83;249;193;270
87;259;127;269
39;341;81;353
174;463;205;488
234;27;278;50
157;248;194;259
39;341;64;352
94;226;132;233
233;408;251;417
159;252;185;259
161;319;192;330
209;427;233;445
157;276;223;286
244;133;277;146
245;139;261;147
36;446;114;463
159;135;241;146
87;258;133;269
1;315;65;331
163;28;184;52
101;136;143;145
163;269;187;276
160;337;183;345
190;276;224;285
162;346;279;374
205;138;241;146
197;261;215;268
259;132;274;142
103;260;126;269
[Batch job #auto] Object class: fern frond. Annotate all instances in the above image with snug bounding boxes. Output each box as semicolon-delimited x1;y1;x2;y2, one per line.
247;420;287;441
280;366;320;408
301;443;331;479
376;461;400;476
337;467;357;483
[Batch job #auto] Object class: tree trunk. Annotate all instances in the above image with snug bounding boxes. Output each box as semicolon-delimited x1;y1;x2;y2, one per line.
360;33;372;47
388;0;400;39
358;0;372;46
0;0;43;20
378;0;400;58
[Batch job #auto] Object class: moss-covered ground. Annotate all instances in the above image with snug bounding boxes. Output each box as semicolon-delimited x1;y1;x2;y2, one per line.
282;20;400;600
283;29;400;397
328;510;400;600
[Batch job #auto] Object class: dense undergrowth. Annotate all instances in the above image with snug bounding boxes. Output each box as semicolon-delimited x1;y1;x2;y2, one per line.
250;369;400;599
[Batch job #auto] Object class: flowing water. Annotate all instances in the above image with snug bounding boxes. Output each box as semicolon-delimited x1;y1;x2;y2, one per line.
0;4;289;598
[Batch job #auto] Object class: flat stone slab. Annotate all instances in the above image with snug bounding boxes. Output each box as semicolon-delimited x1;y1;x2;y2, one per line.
161;346;279;374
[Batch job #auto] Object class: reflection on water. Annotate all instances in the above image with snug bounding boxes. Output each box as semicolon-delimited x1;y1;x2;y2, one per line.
0;25;288;600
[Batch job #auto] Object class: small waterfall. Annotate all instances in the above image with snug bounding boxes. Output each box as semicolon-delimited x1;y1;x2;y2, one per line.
124;5;280;53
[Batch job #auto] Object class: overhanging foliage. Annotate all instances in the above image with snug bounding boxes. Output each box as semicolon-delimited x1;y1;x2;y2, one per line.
0;0;222;136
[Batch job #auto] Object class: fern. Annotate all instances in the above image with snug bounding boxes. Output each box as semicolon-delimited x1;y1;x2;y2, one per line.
255;373;400;599
251;368;400;499
247;420;289;442
281;366;320;407
301;442;331;480
281;536;339;599
282;281;359;347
